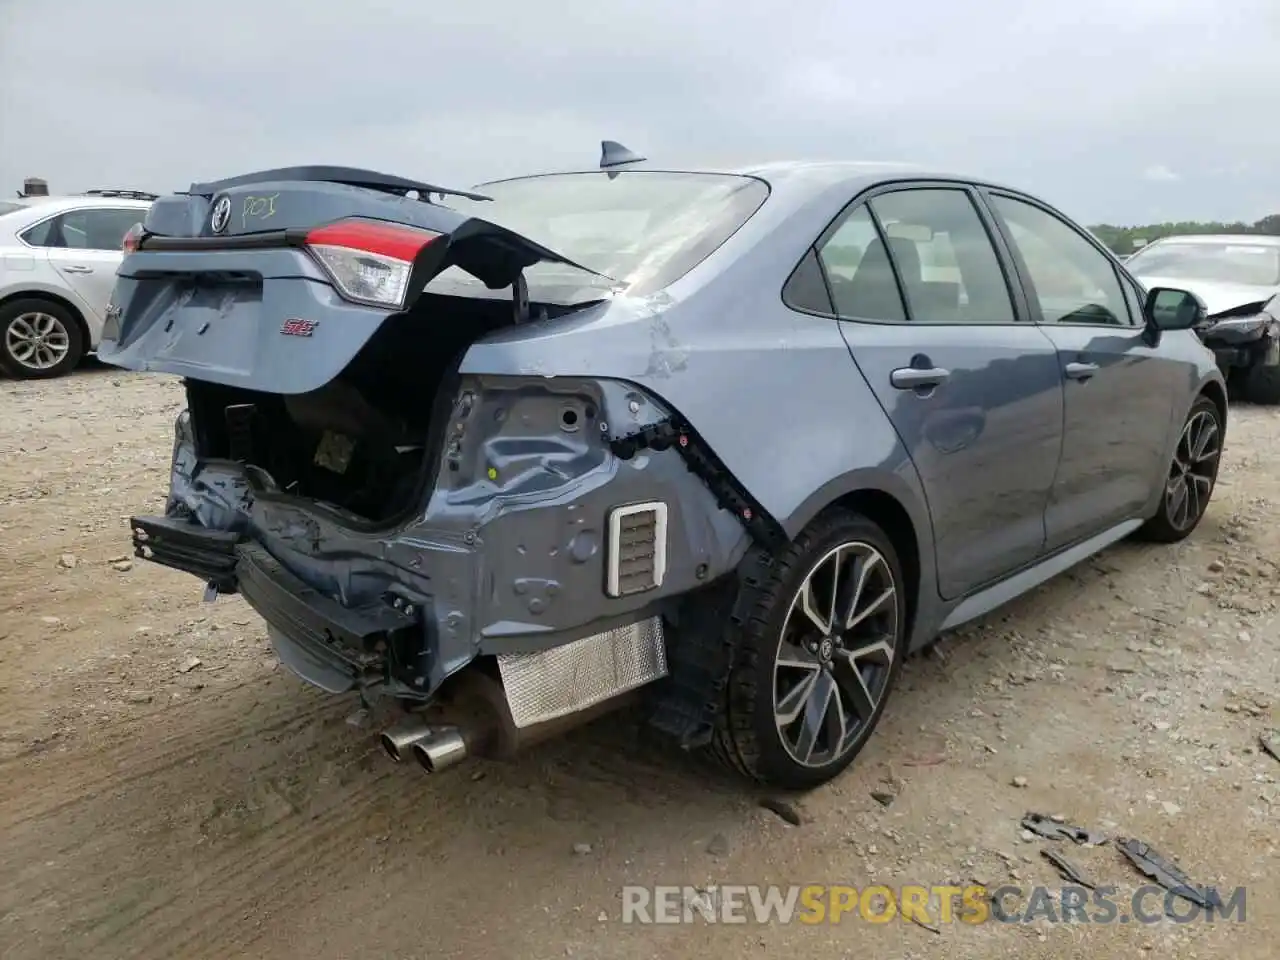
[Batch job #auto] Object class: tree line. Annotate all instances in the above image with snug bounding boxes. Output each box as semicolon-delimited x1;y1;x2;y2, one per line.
1090;215;1280;255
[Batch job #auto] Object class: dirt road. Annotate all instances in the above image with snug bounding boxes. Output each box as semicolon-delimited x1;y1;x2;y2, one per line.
1;366;1276;960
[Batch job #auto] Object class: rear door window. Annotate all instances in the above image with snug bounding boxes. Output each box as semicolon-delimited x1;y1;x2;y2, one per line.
21;207;147;251
867;188;1018;323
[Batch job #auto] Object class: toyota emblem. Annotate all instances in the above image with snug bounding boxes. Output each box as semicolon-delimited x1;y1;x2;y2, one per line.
210;196;232;234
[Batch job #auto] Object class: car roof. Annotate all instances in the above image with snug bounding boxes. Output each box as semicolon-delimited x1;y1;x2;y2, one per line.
0;194;154;242
25;195;153;210
478;159;1030;207
7;195;61;207
1150;234;1280;247
0;194;152;224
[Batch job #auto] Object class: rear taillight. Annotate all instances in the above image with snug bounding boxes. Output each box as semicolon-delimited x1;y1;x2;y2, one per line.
304;219;441;310
122;222;144;252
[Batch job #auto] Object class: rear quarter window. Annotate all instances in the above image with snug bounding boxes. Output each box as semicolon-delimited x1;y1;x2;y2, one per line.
20;217;55;246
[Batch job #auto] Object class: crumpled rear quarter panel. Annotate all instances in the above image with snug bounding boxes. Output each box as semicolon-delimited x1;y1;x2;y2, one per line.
164;373;750;696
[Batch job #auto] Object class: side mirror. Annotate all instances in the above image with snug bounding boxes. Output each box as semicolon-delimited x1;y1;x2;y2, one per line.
1144;286;1207;332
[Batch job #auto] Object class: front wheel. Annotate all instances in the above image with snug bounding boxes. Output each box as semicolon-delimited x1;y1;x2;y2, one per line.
709;510;907;789
1135;396;1223;543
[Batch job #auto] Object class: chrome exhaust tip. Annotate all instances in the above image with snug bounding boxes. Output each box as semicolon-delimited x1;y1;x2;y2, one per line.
411;727;469;773
379;717;433;763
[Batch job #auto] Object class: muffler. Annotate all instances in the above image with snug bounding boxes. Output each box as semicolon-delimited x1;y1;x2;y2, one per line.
379;716;434;763
410;727;470;773
381;668;643;774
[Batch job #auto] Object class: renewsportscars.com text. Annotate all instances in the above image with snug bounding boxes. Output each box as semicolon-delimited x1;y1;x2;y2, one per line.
619;883;1247;926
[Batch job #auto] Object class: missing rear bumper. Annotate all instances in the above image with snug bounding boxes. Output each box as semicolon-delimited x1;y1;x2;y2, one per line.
236;542;415;691
130;514;241;592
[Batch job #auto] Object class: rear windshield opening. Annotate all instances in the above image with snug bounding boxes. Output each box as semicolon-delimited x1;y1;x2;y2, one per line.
445;171;770;297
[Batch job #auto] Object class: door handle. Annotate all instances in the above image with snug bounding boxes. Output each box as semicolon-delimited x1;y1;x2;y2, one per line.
1064;361;1099;381
890;366;951;390
62;265;94;274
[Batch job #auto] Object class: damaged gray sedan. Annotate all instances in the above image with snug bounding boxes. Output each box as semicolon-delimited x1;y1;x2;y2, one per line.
99;146;1226;789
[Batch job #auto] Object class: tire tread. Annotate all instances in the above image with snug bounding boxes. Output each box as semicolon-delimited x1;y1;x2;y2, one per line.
704;508;904;788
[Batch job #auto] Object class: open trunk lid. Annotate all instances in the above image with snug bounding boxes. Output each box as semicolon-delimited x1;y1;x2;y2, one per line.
98;166;609;394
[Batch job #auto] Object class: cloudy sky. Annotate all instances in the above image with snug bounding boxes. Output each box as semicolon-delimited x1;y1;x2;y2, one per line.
2;0;1277;226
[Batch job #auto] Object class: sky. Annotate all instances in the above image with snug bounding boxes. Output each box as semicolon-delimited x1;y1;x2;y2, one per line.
2;0;1277;226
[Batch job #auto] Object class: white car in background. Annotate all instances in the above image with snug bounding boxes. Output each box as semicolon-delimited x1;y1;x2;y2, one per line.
0;190;155;379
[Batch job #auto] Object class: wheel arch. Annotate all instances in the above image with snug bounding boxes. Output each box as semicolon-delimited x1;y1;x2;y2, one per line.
1198;377;1228;431
0;289;92;347
826;487;923;642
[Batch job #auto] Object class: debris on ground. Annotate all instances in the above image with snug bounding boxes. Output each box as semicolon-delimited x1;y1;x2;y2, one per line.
901;754;947;767
1041;848;1096;889
706;832;731;856
907;913;941;934
759;797;803;826
178;657;202;673
1116;837;1216;910
1020;812;1107;845
1011;775;1029;788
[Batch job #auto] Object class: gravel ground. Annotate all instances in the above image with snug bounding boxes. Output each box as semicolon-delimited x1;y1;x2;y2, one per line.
1;364;1276;960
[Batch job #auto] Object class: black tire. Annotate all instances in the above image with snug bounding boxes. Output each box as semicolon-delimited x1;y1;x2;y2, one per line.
1135;395;1222;543
0;298;85;380
708;510;907;790
1242;363;1280;405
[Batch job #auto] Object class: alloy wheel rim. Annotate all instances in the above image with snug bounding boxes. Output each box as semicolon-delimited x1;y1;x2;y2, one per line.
773;541;899;768
1165;410;1220;531
6;312;70;370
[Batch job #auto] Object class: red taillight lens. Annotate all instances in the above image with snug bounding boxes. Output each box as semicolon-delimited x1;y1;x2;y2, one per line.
122;222;144;252
304;219;441;309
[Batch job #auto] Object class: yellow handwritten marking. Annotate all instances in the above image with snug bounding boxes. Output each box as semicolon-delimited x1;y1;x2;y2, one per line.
241;194;279;226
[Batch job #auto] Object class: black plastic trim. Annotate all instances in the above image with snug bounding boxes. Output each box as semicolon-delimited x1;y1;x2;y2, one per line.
137;230;291;252
235;543;411;676
609;419;787;551
130;514;241;591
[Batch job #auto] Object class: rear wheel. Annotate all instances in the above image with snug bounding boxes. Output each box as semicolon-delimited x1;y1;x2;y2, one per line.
1135;396;1222;543
1242;363;1280;405
0;299;84;379
709;510;906;789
